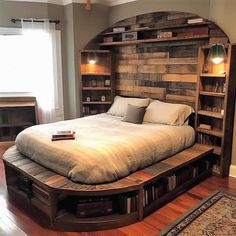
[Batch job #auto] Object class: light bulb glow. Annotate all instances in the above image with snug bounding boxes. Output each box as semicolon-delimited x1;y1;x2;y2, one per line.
212;57;224;64
88;59;96;65
208;44;226;65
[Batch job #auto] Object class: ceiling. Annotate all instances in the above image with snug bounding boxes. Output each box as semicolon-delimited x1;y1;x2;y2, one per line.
5;0;137;6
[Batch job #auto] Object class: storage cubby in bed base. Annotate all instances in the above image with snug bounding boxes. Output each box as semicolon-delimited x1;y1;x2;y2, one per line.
3;144;213;231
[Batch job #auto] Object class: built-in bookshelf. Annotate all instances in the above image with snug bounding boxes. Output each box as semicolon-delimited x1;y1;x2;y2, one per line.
80;50;115;116
195;44;236;177
0;97;38;142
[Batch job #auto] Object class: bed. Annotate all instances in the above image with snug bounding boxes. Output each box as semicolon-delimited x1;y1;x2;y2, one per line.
3;97;213;231
14;109;195;184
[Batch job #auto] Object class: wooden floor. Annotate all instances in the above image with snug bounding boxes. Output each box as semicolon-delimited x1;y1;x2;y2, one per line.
0;146;236;236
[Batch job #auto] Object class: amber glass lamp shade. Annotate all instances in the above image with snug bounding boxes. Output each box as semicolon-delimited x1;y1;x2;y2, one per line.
208;44;226;64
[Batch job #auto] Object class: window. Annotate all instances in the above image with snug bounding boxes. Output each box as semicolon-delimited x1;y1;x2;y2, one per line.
0;27;64;123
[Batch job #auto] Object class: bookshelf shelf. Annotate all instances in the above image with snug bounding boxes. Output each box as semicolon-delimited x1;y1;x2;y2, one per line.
199;91;225;97
196;127;223;138
100;22;210;36
81;72;111;76
55;211;138;224
82;87;112;91
99;35;209;46
213;146;222;155
198;110;223;119
82;101;112;105
200;73;226;78
0;121;34;128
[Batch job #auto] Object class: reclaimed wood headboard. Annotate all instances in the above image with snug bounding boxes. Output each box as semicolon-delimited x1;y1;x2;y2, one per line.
87;11;229;109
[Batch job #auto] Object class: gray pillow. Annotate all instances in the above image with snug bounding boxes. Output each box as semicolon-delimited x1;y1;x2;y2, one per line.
122;104;146;124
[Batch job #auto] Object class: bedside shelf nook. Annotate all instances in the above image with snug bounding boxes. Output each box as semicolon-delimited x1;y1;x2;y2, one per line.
80;50;115;117
195;44;236;177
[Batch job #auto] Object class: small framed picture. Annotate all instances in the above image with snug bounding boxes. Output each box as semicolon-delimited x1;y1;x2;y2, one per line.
101;95;106;102
91;79;97;87
86;96;91;102
104;79;111;87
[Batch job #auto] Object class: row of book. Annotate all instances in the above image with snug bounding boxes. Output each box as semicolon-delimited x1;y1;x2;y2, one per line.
142;159;212;207
15;157;212;219
197;133;221;146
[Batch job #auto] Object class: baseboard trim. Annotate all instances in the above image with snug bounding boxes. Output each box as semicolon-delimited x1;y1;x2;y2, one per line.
229;165;236;178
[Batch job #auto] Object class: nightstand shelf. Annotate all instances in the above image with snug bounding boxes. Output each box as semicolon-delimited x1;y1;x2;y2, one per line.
195;44;236;177
80;50;114;117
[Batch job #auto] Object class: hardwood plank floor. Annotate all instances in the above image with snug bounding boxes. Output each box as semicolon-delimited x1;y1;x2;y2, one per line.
0;146;235;236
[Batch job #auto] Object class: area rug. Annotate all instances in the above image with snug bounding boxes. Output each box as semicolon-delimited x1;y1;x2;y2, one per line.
159;191;236;236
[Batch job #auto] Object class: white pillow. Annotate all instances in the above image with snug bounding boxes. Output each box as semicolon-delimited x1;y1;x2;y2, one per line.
107;96;150;117
143;100;194;126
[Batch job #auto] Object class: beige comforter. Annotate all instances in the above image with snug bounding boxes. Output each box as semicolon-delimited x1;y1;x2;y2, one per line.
14;114;195;184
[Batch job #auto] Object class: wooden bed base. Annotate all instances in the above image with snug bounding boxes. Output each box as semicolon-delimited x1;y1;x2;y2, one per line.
3;144;213;231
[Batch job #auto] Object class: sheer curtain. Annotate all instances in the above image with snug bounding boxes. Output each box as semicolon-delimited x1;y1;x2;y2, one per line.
20;19;64;124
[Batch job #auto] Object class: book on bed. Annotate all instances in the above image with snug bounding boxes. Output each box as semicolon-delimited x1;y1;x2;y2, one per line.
51;130;75;141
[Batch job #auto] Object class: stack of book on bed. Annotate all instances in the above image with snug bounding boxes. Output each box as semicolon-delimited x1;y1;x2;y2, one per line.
51;130;75;141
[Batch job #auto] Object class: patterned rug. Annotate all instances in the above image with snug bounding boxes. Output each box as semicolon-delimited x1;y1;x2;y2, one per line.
159;191;236;236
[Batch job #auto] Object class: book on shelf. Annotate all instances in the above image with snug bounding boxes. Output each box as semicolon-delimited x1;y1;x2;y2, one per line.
199;124;212;130
118;193;137;214
113;27;126;33
187;18;204;24
51;130;75;141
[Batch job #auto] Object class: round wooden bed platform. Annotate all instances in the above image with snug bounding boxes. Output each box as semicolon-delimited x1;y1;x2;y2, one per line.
3;144;213;231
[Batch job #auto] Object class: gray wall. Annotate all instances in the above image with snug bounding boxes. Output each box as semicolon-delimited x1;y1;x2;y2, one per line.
71;3;109;118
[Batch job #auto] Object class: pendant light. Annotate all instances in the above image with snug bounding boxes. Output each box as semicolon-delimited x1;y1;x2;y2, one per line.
208;44;226;64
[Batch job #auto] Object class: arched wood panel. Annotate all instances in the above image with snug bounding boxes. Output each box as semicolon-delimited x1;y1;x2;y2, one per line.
87;11;229;108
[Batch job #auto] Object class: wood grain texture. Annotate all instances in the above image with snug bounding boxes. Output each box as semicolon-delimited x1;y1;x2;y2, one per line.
3;144;213;231
95;12;228;107
0;146;235;236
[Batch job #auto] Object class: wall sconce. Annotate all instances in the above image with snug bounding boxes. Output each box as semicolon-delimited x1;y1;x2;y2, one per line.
208;44;226;64
87;51;97;65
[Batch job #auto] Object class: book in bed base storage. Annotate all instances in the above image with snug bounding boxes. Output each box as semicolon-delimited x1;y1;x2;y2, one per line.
3;144;213;231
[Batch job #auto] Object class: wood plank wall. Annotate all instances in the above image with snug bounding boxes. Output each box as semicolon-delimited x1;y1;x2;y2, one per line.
93;12;228;108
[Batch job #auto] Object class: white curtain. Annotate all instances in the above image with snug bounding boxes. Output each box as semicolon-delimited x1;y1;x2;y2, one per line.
20;19;64;124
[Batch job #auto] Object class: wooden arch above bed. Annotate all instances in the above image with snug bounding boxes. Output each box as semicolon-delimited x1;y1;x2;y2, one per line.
85;11;229;108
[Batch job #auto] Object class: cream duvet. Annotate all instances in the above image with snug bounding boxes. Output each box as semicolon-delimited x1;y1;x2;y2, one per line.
13;113;195;184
